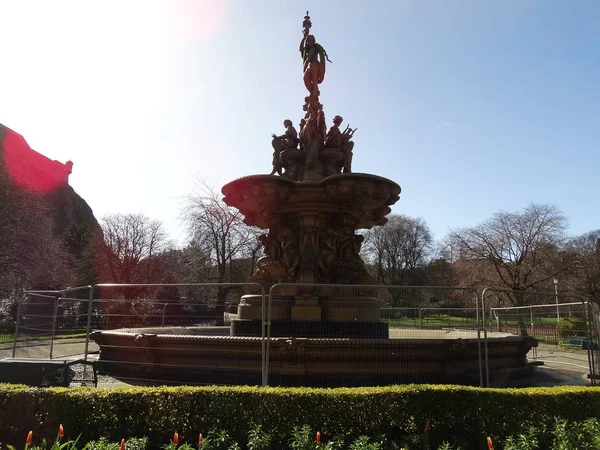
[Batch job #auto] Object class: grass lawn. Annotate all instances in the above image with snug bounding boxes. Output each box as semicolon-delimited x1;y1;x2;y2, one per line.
383;314;564;330
383;316;479;328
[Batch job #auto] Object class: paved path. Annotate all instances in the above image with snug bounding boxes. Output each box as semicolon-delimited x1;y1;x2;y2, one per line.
0;338;97;360
523;343;593;386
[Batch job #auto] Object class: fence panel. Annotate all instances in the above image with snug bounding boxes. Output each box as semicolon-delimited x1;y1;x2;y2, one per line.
10;292;56;359
87;283;266;387
266;284;483;387
9;287;92;360
586;300;600;385
482;288;594;387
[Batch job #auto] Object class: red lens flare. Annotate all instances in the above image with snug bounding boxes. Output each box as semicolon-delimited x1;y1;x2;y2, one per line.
2;129;71;193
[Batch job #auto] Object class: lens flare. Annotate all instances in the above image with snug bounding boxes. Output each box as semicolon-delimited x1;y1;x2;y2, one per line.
2;129;71;193
167;0;228;41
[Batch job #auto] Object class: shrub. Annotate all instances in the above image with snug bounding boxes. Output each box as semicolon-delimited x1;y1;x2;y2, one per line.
556;316;586;340
289;425;314;450
247;425;272;450
550;417;600;450
6;419;600;450
503;426;538;450
198;429;239;450
2;384;600;449
348;435;382;450
83;437;148;450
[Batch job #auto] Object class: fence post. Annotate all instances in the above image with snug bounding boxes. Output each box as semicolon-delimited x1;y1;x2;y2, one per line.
591;300;600;386
475;290;484;387
529;305;534;337
11;297;23;358
481;288;491;387
530;305;537;362
261;286;266;387
49;296;60;359
83;286;95;363
583;299;597;386
162;303;168;326
264;285;273;387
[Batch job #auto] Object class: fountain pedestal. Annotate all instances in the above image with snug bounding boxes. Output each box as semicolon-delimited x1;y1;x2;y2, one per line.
222;173;400;338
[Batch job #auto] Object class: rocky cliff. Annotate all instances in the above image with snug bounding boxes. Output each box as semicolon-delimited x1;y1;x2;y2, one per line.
0;123;102;288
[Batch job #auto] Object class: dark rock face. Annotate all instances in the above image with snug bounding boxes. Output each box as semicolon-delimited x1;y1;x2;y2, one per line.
48;183;104;285
0;123;102;288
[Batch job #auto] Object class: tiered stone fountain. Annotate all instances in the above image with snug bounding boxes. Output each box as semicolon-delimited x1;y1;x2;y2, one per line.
222;12;400;338
91;14;535;387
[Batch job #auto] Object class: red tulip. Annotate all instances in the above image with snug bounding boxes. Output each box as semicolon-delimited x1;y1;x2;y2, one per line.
58;424;64;438
199;433;203;445
173;432;179;447
487;436;494;450
26;431;33;446
424;421;430;432
120;438;126;450
316;431;321;444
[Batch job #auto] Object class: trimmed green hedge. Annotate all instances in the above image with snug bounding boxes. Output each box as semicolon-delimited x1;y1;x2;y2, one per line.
1;384;600;448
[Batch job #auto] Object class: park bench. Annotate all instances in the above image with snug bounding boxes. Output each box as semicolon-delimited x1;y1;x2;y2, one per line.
562;337;585;349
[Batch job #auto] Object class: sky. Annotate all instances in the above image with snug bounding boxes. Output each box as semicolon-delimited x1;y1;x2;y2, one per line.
1;0;599;246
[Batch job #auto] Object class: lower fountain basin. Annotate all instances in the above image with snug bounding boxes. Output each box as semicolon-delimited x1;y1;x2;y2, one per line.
90;327;537;387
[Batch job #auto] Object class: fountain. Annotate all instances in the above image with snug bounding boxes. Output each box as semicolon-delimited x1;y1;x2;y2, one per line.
222;12;399;339
90;14;536;387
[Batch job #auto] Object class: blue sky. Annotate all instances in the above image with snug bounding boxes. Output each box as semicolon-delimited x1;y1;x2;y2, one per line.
0;0;598;245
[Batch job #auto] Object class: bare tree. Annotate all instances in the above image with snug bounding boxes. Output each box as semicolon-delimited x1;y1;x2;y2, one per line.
0;169;74;334
0;170;72;291
568;229;600;299
181;180;259;320
99;213;171;284
449;204;576;303
363;214;433;285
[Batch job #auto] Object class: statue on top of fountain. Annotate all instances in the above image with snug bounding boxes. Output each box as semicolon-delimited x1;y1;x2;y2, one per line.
299;12;330;100
268;12;356;182
270;119;298;176
325;115;355;174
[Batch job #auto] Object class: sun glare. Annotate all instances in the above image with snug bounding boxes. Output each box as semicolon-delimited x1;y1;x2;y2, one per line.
0;1;169;153
167;0;228;41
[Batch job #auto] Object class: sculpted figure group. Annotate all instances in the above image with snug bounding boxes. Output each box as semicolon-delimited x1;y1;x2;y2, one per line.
325;115;355;173
270;114;355;179
270;119;298;176
268;12;356;181
249;224;370;289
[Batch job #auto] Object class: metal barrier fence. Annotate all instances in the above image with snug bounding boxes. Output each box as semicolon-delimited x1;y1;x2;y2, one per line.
88;283;265;386
10;286;92;359
6;283;599;388
482;288;599;386
266;284;483;387
590;302;600;381
9;283;266;386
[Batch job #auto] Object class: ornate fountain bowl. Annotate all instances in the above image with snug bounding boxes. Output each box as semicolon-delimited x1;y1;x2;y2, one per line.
222;173;400;230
